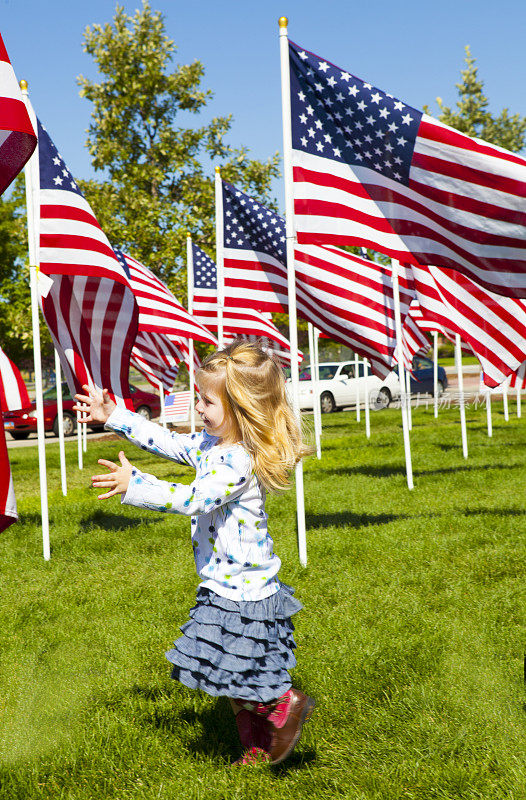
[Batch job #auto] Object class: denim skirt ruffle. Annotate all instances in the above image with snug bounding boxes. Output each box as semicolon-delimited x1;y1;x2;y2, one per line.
165;582;302;703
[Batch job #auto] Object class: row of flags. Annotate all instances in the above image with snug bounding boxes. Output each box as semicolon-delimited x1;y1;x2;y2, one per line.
3;27;526;537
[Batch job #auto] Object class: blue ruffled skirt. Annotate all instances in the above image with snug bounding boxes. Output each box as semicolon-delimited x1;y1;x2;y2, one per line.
165;583;302;703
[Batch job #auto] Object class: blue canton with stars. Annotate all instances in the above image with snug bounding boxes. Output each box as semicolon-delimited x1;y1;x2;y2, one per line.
112;248;132;280
37;119;84;196
222;183;286;263
289;41;422;186
192;243;217;290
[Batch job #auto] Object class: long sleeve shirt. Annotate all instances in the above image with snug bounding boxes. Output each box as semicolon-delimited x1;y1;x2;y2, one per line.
105;407;281;601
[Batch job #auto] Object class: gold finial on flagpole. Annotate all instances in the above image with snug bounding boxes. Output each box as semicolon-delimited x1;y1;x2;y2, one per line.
215;165;220;174
278;17;288;28
19;79;28;91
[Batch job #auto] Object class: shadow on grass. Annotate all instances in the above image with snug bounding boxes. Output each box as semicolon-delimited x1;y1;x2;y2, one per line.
79;510;156;532
463;507;526;518
306;511;408;529
324;463;523;479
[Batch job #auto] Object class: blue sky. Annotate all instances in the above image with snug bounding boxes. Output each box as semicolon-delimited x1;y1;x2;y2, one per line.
2;0;525;209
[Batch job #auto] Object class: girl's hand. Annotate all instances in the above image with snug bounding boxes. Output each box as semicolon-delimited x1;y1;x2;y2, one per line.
73;385;116;424
91;451;134;499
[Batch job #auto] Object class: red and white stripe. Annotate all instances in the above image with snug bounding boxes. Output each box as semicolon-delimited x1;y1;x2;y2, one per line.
0;396;17;532
0;33;36;195
398;311;430;370
412;265;526;387
224;243;415;378
290;47;526;299
0;346;30;410
123;252;217;345
131;331;181;393
509;362;526;390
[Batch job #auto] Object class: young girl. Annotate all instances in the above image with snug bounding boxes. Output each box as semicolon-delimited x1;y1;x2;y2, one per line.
75;340;314;766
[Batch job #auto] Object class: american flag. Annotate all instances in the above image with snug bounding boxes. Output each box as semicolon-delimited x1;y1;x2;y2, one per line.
37;119;138;408
288;40;526;299
399;311;431;371
0;346;30;410
0;396;17;533
509;362;526;391
163;391;192;422
412;265;526;387
131;331;181;393
0;33;36;195
222;181;416;378
191;242;295;352
116;249;217;345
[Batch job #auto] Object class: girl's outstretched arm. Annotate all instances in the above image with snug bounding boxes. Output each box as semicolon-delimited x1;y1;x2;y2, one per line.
91;451;133;499
73;385;116;423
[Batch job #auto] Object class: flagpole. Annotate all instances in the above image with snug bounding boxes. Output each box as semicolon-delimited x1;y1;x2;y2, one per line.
308;323;321;459
391;260;413;490
313;326;322;443
279;16;307;565
21;81;50;560
54;349;67;496
517;386;522;419
502;377;509;421
405;353;412;431
354;352;361;422
82;406;87;452
433;331;439;418
77;413;83;469
187;234;196;433
158;379;167;429
455;334;468;458
363;358;370;439
482;368;493;438
215;167;225;348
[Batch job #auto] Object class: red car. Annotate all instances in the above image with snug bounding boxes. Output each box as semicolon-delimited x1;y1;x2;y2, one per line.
3;382;161;440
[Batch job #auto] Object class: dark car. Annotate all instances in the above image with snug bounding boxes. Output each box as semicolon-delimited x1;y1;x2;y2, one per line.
3;382;161;440
407;355;448;396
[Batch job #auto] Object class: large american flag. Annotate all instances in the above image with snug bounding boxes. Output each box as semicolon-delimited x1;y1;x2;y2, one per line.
191;242;295;353
221;181;416;378
116;249;217;345
0;33;36;195
0;346;30;410
37;119;138;408
288;40;526;299
412;265;526;387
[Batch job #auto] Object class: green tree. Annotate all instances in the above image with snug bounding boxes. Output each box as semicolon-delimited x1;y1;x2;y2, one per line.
431;46;526;152
77;1;280;297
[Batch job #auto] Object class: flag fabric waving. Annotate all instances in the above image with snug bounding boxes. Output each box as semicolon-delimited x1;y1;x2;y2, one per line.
116;249;217;346
412;265;526;387
0;346;30;410
509;362;526;391
37;119;138;408
131;331;181;393
221;181;416;377
0;396;17;533
191;242;295;352
287;40;526;299
399;310;430;370
0;33;36;195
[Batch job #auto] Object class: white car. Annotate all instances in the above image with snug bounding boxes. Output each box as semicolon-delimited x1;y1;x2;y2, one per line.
287;361;401;413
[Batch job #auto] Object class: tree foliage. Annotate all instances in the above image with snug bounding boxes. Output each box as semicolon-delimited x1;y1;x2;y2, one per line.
432;46;526;153
77;1;280;296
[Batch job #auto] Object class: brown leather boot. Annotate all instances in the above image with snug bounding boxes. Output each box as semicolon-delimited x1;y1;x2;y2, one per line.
264;688;316;765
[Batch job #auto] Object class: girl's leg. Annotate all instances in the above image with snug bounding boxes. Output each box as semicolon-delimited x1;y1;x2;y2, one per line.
229;696;272;766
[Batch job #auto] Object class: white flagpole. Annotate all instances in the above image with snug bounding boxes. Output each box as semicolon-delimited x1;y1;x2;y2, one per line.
405;357;413;431
391;260;413;490
214;167;225;348
517;387;522;419
82;406;87;452
186;234;196;433
455;334;468;458
279;16;307;565
77;412;83;470
308;323;321;459
21;81;50;560
158;380;167;429
354;352;361;422
363;358;370;439
54;349;67;496
502;377;509;421
313;326;322;447
482;368;493;438
432;330;439;418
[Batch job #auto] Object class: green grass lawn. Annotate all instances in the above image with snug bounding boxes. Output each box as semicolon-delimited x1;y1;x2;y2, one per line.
1;403;526;799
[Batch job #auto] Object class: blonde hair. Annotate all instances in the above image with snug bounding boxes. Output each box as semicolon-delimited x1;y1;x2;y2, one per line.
197;340;311;492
